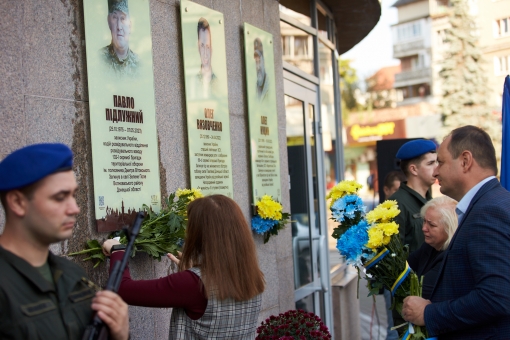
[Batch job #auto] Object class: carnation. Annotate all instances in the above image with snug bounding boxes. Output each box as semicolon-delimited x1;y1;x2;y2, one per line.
256;309;331;339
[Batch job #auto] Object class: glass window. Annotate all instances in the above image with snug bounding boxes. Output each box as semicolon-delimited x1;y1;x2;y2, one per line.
280;21;315;75
317;9;329;41
495;17;510;37
296;294;314;312
319;41;339;253
279;3;311;26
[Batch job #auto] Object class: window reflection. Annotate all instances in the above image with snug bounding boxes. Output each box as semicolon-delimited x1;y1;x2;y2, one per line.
280;21;315;75
279;3;311;26
296;294;314;313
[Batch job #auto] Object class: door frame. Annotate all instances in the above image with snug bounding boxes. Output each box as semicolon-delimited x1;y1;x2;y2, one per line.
284;69;333;333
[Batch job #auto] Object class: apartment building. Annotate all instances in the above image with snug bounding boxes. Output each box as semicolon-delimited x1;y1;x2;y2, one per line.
392;0;510;110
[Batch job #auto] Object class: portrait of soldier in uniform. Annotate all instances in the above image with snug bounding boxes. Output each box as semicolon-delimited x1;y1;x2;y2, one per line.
196;17;217;98
254;38;269;101
101;0;139;77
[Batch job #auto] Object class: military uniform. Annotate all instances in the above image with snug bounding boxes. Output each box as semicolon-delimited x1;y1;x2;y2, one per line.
388;181;432;253
101;43;139;77
0;246;95;340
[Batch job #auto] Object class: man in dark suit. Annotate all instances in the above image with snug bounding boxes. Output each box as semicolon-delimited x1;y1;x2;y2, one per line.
402;125;510;339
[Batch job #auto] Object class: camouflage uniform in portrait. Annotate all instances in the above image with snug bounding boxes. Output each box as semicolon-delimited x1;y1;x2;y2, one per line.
100;0;139;77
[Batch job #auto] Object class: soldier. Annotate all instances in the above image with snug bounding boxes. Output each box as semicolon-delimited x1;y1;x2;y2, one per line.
0;143;129;339
254;38;269;101
101;0;139;77
388;139;437;253
195;17;217;98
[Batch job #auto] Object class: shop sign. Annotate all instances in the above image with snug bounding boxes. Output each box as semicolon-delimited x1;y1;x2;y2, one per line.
83;0;161;232
243;23;282;203
180;0;234;198
347;120;405;145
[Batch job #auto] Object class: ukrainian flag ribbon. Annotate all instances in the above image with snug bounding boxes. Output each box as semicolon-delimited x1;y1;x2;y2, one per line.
402;324;437;340
391;261;410;296
364;248;389;270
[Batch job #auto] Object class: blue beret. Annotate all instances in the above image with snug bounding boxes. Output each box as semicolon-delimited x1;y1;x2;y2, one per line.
396;139;436;160
0;143;73;191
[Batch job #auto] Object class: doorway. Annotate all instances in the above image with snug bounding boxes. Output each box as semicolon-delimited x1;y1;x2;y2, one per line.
284;71;333;329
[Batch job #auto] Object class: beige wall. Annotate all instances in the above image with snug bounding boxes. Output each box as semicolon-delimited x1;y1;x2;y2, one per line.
0;0;294;337
478;0;510;107
397;0;430;23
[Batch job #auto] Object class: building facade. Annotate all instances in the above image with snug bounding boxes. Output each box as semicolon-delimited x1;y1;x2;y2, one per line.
0;0;380;338
392;0;510;110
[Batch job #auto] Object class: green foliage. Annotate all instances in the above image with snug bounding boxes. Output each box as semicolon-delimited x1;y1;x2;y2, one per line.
69;192;195;268
338;58;363;119
263;212;291;244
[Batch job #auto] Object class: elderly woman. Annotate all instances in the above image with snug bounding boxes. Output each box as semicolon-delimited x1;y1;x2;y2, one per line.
407;195;458;299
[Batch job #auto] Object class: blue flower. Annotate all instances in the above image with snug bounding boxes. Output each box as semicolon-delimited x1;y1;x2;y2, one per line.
251;215;278;234
336;220;370;265
331;195;365;223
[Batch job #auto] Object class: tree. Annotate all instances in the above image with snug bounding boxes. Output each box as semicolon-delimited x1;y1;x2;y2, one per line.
338;59;363;120
439;0;501;158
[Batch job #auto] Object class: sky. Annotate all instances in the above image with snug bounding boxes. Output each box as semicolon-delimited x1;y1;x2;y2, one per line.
342;0;400;81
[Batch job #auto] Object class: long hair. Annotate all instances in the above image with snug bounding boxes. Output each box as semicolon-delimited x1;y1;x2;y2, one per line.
420;196;458;250
178;195;265;301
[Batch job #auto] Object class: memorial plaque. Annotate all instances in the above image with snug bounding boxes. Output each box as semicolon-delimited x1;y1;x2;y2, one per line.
83;0;161;231
180;0;234;197
243;23;281;203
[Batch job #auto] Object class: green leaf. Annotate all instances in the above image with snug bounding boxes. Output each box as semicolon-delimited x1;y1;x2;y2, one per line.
86;239;101;249
332;224;350;239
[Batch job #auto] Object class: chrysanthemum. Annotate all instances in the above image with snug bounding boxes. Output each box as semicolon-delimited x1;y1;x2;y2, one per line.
176;188;204;201
256;195;283;220
326;180;362;206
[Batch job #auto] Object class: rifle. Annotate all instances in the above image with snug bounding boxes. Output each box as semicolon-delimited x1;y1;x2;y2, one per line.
82;211;145;340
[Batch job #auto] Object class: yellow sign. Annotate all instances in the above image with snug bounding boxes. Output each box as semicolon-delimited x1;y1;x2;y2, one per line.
350;122;396;141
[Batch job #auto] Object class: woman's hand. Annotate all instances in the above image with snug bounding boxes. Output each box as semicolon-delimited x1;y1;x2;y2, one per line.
102;239;121;257
167;251;182;265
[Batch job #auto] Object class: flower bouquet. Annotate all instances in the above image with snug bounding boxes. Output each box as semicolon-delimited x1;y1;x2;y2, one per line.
328;180;429;340
251;195;290;243
256;309;331;339
68;188;203;267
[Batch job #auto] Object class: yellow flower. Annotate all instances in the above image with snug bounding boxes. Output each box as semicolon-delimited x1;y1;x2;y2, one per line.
176;188;204;201
366;201;400;223
256;195;283;220
379;222;399;237
326;180;363;206
366;227;384;249
383;235;391;245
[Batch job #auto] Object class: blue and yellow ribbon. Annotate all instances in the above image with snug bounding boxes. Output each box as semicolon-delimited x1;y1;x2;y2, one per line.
391;261;411;296
364;248;389;270
402;324;437;340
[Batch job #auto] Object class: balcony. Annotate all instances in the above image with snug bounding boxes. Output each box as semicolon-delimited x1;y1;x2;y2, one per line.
393;38;426;58
394;68;432;88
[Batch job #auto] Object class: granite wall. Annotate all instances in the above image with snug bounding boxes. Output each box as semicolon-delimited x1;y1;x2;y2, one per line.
0;0;294;337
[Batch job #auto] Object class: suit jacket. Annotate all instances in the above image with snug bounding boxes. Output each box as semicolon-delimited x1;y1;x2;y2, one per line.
424;178;510;339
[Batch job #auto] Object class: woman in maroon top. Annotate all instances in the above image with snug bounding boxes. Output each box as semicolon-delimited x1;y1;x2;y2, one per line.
102;194;266;338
